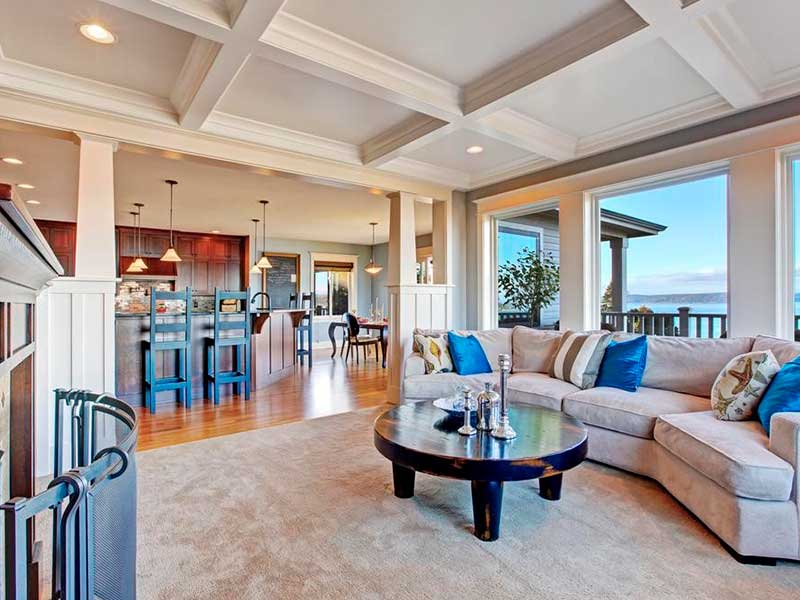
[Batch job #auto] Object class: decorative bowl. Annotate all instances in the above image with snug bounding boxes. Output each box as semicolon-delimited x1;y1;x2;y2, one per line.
433;397;465;416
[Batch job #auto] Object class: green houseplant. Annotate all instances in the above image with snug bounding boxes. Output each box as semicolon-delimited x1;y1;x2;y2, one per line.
497;247;560;328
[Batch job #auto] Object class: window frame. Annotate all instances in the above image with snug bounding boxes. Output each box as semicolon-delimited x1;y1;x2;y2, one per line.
310;252;359;318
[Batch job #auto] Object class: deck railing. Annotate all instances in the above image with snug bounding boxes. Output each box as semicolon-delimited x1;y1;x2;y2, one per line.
600;307;727;338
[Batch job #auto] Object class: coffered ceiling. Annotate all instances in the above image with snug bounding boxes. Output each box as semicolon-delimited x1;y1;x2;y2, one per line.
0;0;798;192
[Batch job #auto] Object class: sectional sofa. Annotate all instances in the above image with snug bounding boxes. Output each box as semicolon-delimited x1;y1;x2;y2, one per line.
404;327;800;563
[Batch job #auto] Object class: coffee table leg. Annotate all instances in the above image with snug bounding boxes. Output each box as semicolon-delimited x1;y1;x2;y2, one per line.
471;480;503;541
538;473;563;501
392;463;415;498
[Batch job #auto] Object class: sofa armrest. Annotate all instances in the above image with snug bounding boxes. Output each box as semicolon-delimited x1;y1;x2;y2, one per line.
769;413;800;501
404;353;427;377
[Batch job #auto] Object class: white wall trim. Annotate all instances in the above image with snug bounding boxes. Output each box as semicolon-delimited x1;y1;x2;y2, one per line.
777;150;798;340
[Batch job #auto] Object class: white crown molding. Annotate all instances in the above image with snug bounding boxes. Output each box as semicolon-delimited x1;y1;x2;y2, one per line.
576;94;730;156
260;12;462;121
468;156;555;190
361;114;451;167
379;157;470;190
0;57;177;125
462;3;649;117
470;109;577;161
203;111;361;164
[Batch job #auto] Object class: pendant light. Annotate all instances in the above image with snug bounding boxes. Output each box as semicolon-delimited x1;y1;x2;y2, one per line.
255;200;272;269
250;218;262;274
130;203;148;271
160;179;182;262
126;210;144;273
364;222;383;275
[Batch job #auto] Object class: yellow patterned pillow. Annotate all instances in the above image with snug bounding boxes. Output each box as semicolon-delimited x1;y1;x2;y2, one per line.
413;333;453;374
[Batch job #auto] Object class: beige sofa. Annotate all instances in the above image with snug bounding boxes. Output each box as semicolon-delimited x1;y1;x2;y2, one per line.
404;327;800;563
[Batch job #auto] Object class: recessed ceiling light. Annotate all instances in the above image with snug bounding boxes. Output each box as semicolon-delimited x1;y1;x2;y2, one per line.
368;188;384;196
2;157;23;165
18;183;35;189
210;230;221;234
26;200;40;205
466;145;484;154
79;23;117;45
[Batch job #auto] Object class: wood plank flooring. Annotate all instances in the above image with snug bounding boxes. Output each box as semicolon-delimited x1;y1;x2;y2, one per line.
136;349;388;451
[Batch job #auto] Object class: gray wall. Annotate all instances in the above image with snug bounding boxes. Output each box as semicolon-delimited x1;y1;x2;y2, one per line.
369;233;436;316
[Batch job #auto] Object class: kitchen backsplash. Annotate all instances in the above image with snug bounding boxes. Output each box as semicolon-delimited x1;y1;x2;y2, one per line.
115;280;215;314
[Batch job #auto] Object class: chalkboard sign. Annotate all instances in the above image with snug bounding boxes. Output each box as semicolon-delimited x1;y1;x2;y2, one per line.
265;253;300;309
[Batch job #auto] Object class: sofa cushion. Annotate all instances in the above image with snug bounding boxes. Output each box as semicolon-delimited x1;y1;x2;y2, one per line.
710;350;780;421
415;328;512;372
641;336;754;397
413;333;453;374
507;373;579;411
549;330;611;389
654;412;794;501
563;386;709;439
752;334;800;366
403;372;499;400
511;327;562;373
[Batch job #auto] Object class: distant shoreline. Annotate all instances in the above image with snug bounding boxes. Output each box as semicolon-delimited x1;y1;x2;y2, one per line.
627;292;727;304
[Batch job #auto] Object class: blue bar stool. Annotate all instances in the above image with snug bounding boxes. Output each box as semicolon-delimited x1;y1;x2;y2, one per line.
291;292;314;368
143;287;192;414
205;288;251;404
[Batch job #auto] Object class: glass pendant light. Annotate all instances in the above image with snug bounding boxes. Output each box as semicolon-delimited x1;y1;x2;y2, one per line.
255;200;272;269
250;218;262;274
126;210;144;273
364;222;383;275
160;179;182;262
130;203;148;271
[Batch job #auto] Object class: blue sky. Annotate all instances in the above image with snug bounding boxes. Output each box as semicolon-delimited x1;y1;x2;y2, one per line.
599;174;728;295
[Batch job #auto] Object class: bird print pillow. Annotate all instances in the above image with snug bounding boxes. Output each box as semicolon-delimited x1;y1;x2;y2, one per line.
413;333;453;374
710;350;780;421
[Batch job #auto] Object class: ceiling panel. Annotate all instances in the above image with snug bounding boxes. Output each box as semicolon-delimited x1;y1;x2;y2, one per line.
218;56;416;145
407;130;534;174
283;0;623;86
509;39;719;138
0;129;78;221
0;0;194;98
727;0;800;78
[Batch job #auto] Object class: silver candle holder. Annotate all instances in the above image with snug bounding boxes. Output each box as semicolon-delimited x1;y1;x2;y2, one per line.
458;388;477;436
476;381;499;431
491;353;517;440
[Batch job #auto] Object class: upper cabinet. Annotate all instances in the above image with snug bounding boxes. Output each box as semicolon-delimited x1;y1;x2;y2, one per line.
34;219;76;277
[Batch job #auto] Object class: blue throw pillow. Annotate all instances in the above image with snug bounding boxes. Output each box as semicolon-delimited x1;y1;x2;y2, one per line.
447;332;492;376
595;335;648;392
757;356;800;434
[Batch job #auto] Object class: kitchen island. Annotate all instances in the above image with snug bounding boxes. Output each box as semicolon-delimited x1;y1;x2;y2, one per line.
115;308;309;408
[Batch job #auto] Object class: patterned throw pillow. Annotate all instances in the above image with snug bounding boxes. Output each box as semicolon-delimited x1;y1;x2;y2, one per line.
413;333;453;374
711;350;780;421
549;330;611;389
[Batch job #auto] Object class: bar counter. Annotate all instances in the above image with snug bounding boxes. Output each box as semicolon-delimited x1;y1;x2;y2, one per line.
115;308;308;408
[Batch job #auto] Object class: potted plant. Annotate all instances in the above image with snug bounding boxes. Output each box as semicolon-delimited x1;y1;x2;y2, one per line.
498;247;560;329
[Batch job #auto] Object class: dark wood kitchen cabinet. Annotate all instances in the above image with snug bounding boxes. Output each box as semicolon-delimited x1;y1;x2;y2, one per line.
35;219;76;276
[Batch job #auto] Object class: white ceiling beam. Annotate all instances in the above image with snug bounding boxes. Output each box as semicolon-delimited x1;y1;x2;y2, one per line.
361;114;452;167
379;157;470;190
172;0;285;130
468;109;577;161
462;3;650;118
98;0;232;42
258;12;462;121
623;0;762;108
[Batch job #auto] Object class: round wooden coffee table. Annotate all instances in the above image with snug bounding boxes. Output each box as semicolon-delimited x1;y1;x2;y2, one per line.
374;401;588;541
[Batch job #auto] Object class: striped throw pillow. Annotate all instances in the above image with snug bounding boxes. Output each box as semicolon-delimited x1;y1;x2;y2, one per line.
549;330;611;389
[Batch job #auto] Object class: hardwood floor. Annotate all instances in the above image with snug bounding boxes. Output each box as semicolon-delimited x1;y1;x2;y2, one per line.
136;348;388;451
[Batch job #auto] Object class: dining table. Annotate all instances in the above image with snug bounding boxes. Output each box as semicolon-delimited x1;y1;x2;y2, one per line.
328;319;389;368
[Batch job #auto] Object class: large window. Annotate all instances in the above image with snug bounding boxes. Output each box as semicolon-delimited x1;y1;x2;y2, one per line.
313;261;353;316
598;172;728;337
495;213;558;329
792;158;800;339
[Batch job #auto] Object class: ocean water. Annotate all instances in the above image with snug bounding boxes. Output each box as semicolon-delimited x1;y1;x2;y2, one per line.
618;302;729;337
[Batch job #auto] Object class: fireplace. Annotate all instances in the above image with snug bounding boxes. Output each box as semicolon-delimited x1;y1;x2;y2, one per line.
0;183;62;598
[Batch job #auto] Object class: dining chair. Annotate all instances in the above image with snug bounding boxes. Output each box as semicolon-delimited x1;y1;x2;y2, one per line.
343;312;380;364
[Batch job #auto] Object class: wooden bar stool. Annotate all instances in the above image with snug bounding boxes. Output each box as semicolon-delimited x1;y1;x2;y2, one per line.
205;288;251;404
143;287;193;414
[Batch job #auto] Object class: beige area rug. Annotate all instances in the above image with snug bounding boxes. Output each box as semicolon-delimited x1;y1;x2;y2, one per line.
136;407;800;600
